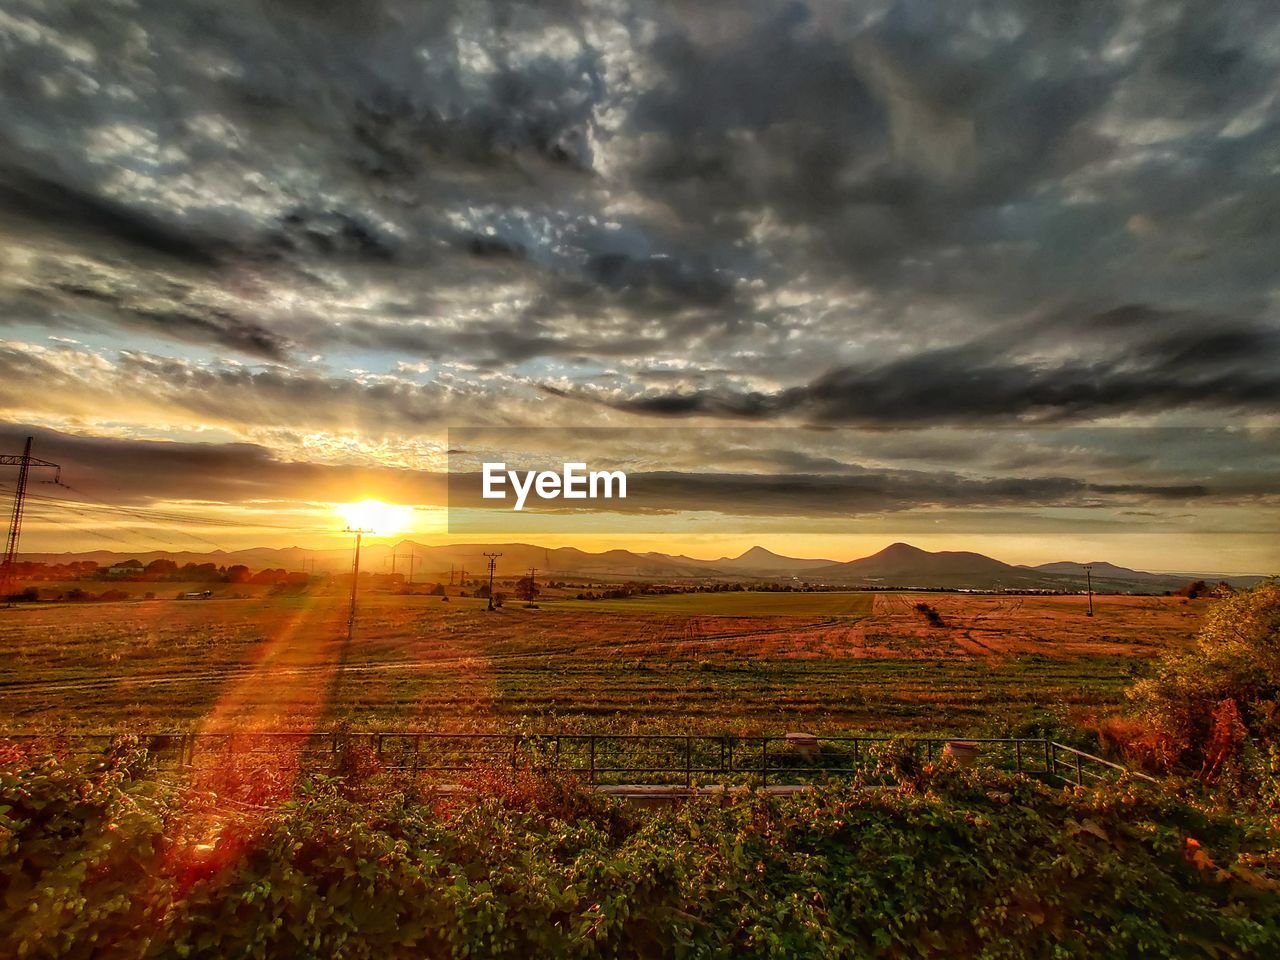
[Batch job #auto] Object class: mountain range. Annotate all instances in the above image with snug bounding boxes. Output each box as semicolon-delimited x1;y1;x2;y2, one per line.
22;541;1269;592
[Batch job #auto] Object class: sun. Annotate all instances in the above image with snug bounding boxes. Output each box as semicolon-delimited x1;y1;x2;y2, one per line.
336;499;412;536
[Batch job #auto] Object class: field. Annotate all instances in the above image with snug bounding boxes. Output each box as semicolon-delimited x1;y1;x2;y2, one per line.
3;590;1274;960
0;588;1206;736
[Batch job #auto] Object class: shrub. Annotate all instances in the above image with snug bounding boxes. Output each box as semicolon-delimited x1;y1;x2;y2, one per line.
4;753;1280;958
913;602;946;627
1127;579;1280;781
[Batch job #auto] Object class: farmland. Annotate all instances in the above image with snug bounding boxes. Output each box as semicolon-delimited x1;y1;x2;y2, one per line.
0;588;1206;736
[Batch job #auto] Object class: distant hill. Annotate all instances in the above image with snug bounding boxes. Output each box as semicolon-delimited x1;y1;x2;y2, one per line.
19;540;1269;591
1030;560;1266;592
704;545;835;573
1032;561;1165;582
807;542;1061;590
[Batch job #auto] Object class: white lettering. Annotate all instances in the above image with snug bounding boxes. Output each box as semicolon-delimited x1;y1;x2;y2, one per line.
590;469;627;499
479;463;627;509
535;471;561;499
562;462;587;498
509;469;536;511
482;462;506;499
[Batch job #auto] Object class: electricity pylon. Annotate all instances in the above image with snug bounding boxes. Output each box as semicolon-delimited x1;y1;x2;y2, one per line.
1;437;62;601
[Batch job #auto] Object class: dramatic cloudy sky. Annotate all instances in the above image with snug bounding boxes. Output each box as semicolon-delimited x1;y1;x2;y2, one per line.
0;0;1278;569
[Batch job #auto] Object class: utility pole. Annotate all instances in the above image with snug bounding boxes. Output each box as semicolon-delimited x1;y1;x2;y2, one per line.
388;550;420;584
524;566;538;608
483;552;501;611
1;437;62;602
449;564;455;586
345;526;372;642
1083;565;1094;617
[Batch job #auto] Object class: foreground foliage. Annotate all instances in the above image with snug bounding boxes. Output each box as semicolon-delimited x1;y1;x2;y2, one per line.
1124;579;1280;799
3;748;1279;959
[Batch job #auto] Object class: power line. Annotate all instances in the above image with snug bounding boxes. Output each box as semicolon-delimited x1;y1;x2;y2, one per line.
24;486;336;557
52;484;331;533
24;493;230;554
19;505;142;549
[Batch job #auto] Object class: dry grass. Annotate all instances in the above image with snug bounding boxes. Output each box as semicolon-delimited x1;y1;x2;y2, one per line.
0;588;1207;736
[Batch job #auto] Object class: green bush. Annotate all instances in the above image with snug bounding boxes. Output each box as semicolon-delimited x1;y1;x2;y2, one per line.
1128;579;1280;780
3;752;1280;958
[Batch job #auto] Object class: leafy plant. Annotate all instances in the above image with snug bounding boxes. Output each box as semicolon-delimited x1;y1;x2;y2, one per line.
5;752;1279;958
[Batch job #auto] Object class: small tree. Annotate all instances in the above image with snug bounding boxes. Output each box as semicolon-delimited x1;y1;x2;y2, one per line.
1128;579;1280;773
514;575;540;605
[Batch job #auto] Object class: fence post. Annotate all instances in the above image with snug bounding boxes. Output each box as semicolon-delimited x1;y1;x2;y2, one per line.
1075;750;1083;786
1044;739;1052;775
588;735;596;785
727;737;734;775
511;734;518;771
685;736;692;788
1015;740;1022;773
761;738;769;786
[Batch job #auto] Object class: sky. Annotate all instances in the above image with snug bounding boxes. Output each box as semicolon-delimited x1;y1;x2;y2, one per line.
0;0;1278;572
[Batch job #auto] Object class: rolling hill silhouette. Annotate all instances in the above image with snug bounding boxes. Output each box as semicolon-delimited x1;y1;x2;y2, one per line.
21;540;1266;591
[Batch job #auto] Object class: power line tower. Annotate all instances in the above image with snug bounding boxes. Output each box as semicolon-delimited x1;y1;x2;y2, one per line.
388;550;421;583
483;552;501;611
1083;564;1094;618
1;437;62;602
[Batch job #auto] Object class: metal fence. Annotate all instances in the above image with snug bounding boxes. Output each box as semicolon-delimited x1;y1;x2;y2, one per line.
1;731;1155;787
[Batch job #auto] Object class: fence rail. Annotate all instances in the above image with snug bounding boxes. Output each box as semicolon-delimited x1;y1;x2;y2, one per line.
1;731;1156;787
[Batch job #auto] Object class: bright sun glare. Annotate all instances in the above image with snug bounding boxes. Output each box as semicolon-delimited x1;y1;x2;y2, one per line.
336;499;412;536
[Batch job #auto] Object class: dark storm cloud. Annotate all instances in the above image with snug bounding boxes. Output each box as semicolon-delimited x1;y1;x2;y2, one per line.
2;274;291;361
0;423;1232;521
600;307;1280;424
0;166;221;267
0;0;737;362
0;0;1278;436
0;424;446;506
445;466;1217;520
53;290;290;361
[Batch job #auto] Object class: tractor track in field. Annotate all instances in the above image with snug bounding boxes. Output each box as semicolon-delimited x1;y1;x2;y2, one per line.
0;615;865;699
